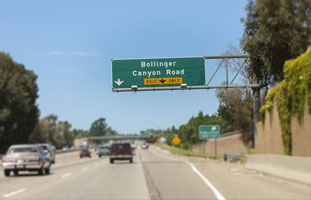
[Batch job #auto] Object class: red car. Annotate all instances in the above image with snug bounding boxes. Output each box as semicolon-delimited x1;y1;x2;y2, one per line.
80;149;91;158
109;142;133;164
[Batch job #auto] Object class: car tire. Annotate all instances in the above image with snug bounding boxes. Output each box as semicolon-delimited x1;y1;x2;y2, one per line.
99;155;102;158
45;167;50;175
52;160;55;164
110;159;114;164
129;158;133;163
13;170;19;176
80;156;82;159
38;167;45;175
4;170;10;177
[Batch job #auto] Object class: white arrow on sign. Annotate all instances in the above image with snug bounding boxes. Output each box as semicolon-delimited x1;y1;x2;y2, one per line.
114;79;124;86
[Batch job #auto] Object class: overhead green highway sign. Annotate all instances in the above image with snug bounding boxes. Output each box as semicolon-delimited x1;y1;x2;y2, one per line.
112;57;205;91
199;125;220;140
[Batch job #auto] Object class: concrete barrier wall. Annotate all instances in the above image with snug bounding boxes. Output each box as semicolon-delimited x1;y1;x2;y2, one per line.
291;104;311;156
256;100;285;155
246;154;311;185
257;101;311;156
192;132;247;156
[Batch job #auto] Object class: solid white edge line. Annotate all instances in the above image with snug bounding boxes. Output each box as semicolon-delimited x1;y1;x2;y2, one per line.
3;188;27;198
62;173;71;178
151;147;226;200
186;162;226;200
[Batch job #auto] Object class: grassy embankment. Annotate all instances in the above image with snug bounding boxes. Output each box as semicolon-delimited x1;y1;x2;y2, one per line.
158;144;222;160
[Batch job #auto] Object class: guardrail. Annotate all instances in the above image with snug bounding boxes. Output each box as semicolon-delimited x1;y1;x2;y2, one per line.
224;153;246;161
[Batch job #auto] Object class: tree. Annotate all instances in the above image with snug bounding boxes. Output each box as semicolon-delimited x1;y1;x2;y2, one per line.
89;118;108;136
72;129;89;138
0;52;39;153
163;112;233;149
241;0;311;87
29;114;75;149
216;88;254;145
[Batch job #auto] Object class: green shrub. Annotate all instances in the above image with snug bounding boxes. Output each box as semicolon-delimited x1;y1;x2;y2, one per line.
259;46;311;155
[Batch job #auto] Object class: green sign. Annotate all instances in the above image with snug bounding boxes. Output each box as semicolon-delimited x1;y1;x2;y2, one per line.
112;57;205;89
140;130;148;136
199;125;220;140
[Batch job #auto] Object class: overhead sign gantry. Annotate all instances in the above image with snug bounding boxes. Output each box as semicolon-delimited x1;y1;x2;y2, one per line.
112;57;205;91
111;55;259;92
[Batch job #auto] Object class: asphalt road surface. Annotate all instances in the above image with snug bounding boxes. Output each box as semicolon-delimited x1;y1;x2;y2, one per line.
0;145;310;200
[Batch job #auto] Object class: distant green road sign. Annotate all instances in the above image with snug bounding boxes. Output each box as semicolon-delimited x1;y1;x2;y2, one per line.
112;57;205;90
199;125;220;140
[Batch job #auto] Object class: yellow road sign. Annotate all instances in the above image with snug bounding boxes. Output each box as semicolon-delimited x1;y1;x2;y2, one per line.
144;77;183;85
172;136;181;145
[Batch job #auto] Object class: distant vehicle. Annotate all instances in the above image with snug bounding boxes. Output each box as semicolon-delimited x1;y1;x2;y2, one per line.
62;147;69;151
141;143;149;149
37;143;55;164
109;142;133;164
97;146;110;158
80;148;91;158
2;144;51;176
131;143;137;150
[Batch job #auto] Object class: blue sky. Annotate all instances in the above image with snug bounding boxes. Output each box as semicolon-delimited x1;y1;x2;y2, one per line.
0;0;247;134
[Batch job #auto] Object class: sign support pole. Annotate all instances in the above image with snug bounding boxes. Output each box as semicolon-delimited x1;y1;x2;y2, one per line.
214;139;217;157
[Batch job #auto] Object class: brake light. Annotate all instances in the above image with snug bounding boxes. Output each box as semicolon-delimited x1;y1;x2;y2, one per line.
109;149;112;154
130;148;133;153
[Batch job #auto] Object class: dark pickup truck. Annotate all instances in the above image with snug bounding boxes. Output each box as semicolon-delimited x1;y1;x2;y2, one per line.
109;142;133;164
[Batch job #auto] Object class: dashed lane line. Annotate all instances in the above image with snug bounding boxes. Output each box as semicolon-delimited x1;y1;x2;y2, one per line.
3;188;27;198
62;173;71;178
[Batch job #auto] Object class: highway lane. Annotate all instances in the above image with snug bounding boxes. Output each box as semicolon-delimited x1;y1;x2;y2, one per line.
142;146;310;200
0;150;149;200
0;146;310;200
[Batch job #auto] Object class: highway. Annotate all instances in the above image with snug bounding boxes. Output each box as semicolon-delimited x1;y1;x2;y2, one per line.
0;145;310;200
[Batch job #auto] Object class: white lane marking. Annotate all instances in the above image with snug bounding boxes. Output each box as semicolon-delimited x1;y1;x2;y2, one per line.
3;188;27;198
187;162;226;200
151;147;226;200
82;167;88;170
62;173;71;178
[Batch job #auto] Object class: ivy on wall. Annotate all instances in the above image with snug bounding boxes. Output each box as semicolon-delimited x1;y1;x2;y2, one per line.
259;46;311;155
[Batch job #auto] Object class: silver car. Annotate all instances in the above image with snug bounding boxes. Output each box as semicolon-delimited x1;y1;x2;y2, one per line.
37;143;55;164
2;144;51;176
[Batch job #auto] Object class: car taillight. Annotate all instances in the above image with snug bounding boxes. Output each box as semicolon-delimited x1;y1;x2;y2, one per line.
109;149;112;154
130;148;133;153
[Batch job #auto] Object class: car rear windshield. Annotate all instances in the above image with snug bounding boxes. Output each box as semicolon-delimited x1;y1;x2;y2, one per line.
111;143;131;150
40;145;48;150
9;147;38;153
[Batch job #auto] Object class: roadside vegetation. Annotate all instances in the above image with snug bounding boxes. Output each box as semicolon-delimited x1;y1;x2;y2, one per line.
159;144;221;160
259;47;311;155
0;52;118;153
163;112;233;150
162;0;310;155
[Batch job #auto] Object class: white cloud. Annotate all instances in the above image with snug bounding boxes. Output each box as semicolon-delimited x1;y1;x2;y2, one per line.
38;51;103;57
